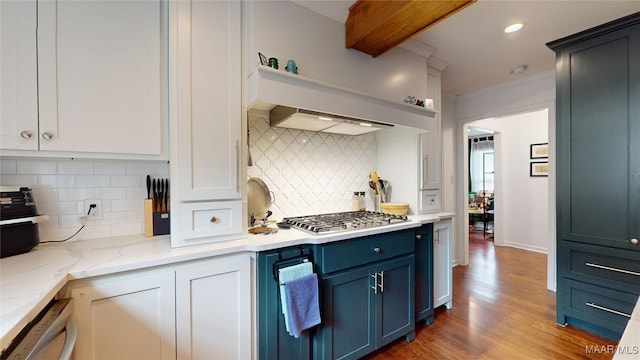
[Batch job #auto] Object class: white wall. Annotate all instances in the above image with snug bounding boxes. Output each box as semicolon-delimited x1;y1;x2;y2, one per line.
473;110;549;252
441;94;458;264
245;1;429;103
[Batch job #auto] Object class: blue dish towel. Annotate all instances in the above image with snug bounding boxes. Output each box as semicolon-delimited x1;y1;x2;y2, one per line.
283;272;321;338
278;262;313;335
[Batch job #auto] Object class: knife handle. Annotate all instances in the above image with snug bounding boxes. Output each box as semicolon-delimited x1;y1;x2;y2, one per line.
146;175;151;199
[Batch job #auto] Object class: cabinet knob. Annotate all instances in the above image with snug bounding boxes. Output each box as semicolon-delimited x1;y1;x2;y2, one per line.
415;234;422;240
373;247;381;254
41;132;54;140
20;131;33;139
631;238;639;245
210;216;219;223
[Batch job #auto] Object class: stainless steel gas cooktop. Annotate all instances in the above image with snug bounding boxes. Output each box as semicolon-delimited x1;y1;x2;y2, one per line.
281;211;408;235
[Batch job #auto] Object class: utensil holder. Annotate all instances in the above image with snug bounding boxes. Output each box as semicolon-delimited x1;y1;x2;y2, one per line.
373;194;381;212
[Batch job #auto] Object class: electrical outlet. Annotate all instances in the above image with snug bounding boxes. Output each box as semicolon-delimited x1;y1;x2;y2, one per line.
84;199;103;220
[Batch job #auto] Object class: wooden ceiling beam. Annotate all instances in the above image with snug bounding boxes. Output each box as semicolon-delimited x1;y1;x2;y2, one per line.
346;0;475;57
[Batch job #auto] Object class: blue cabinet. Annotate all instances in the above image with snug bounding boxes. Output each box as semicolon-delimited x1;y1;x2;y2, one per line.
256;229;418;360
415;223;434;324
548;12;640;340
315;255;415;360
257;247;314;360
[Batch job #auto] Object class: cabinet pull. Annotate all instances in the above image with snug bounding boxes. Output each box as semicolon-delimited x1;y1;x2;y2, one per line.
41;132;53;140
235;141;240;193
370;274;378;294
435;228;440;244
210;216;219;223
585;302;631;318
415;234;422;240
20;130;33;139
379;271;384;293
423;155;429;188
631;238;639;245
373;247;381;254
585;262;640;277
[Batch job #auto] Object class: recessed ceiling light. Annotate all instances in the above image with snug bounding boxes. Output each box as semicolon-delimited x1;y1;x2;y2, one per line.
510;65;528;75
504;23;524;33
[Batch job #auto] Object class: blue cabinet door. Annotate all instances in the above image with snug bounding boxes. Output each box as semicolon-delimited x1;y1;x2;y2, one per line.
377;255;415;348
318;263;376;360
257;248;314;360
317;255;414;360
415;224;434;324
554;17;640;251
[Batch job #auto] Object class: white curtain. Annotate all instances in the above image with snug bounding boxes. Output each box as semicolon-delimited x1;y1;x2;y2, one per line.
470;138;494;193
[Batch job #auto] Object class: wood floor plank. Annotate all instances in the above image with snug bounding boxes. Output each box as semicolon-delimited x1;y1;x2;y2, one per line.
363;232;618;360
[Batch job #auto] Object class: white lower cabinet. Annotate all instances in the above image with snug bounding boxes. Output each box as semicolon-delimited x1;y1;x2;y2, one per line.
63;269;176;360
434;218;453;309
175;254;252;360
61;253;252;360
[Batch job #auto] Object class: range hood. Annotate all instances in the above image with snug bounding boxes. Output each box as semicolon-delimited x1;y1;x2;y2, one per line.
270;106;393;135
247;66;437;135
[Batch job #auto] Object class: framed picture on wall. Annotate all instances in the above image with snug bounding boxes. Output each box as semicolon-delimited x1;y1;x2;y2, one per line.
530;143;549;159
530;161;549;177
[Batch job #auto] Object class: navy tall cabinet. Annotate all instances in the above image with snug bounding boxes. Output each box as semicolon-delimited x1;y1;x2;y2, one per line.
547;12;640;340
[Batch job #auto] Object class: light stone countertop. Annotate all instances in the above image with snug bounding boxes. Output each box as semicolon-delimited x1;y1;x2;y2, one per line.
0;213;451;350
613;298;640;359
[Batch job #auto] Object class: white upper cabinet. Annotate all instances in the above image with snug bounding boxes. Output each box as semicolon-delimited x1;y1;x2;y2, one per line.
171;0;241;202
169;0;243;247
37;0;164;155
0;0;38;150
420;68;442;191
1;0;166;157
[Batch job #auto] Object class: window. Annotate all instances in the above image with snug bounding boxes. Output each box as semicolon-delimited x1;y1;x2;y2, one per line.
470;137;494;193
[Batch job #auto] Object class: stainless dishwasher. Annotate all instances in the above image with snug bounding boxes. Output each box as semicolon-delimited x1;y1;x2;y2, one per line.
1;299;76;360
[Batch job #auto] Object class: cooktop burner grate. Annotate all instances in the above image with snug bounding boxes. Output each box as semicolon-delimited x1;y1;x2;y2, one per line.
282;211;408;235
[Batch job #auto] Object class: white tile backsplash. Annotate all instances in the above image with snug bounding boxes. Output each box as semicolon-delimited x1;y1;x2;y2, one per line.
247;113;377;221
0;158;169;242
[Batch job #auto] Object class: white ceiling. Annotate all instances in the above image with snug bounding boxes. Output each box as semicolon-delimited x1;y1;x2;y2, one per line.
293;1;640;96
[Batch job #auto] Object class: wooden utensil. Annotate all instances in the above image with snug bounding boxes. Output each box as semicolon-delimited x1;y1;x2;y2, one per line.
371;171;381;195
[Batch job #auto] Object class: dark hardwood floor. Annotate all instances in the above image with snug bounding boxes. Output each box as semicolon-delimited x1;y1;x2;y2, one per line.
365;230;617;359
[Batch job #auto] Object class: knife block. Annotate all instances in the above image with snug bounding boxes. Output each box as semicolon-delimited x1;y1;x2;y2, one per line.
153;212;170;235
144;199;170;236
144;199;154;237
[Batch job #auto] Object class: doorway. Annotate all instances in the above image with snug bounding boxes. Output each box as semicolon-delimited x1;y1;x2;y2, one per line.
468;129;495;242
460;109;550;274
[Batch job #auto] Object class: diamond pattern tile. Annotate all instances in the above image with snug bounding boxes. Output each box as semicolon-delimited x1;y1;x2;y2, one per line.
248;113;377;219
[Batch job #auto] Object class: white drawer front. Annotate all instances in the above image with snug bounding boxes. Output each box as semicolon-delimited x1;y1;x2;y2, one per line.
419;190;441;214
172;200;243;247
